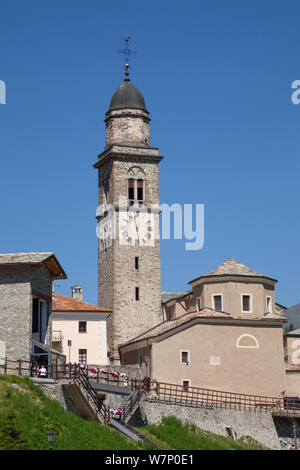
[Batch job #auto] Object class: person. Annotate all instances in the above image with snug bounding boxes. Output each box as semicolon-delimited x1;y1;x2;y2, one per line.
38;365;47;378
152;379;159;398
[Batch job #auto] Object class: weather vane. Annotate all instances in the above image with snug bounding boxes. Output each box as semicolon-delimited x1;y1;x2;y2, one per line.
118;36;136;79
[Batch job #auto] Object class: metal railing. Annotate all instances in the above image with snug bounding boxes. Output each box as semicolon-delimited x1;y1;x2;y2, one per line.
72;364;110;424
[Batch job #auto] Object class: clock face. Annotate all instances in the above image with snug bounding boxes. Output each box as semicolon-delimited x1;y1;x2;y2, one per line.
119;211;154;246
99;218;113;251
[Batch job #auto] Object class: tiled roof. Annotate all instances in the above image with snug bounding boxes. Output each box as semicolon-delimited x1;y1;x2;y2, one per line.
206;258;262;276
121;309;232;345
0;252;66;280
52;293;110;313
189;258;277;284
161;292;188;304
0;252;55;264
120;307;286;348
285;328;300;336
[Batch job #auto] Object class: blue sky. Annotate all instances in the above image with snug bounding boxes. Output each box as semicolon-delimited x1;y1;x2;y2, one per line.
0;1;299;307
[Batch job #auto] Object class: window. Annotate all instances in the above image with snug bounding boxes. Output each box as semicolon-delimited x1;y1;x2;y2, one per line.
213;294;223;311
137;179;144;201
128;178;144;204
181;351;189;365
32;298;39;333
79;321;87;333
139;355;143;367
182;380;190;392
241;294;252;313
166;307;171;321
103;177;110;202
266;296;272;313
128;179;135;202
135;287;140;301
79;349;87;364
135;256;139;270
196;297;201;312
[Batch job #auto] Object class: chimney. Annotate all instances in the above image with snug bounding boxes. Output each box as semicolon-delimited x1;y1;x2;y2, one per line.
71;285;83;302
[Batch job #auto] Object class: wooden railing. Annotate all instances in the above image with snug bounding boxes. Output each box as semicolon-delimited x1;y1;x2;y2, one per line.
148;381;300;416
1;359;300;417
0;358;67;380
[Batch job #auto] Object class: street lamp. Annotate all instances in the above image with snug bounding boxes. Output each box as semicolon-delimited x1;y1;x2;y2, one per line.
46;429;57;450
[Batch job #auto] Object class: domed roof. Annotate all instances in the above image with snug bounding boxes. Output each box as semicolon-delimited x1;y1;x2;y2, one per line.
108;78;147;112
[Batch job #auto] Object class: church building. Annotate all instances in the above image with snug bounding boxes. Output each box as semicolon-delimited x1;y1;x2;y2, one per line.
94;64;290;399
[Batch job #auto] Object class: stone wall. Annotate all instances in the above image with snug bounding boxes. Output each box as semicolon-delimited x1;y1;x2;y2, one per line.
0;265;52;363
31;378;97;420
97;155;163;363
105;108;150;147
142;399;281;450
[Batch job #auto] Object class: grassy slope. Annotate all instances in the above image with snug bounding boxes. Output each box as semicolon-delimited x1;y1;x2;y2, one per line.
0;376;265;450
0;375;143;450
137;416;266;450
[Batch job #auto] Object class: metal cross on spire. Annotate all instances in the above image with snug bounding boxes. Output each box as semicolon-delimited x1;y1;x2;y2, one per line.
118;36;136;80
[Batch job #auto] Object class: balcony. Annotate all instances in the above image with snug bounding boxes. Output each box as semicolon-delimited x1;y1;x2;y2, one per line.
52;330;63;342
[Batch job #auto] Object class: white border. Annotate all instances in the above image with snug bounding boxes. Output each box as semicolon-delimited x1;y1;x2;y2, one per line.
236;334;259;349
241;293;252;313
211;293;223;311
266;296;272;313
180;350;190;365
182;379;191;390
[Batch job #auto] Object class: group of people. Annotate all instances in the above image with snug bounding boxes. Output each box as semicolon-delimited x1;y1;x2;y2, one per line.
31;364;48;378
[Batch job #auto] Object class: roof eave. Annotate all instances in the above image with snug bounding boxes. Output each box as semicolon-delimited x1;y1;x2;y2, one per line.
189;273;278;286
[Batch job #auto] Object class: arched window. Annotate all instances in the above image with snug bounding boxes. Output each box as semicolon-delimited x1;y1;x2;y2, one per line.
137;179;144;202
128;178;145;204
103;177;110;202
236;334;259;349
128;179;135;204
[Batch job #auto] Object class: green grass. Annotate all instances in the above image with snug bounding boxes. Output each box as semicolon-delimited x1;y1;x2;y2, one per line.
0;376;266;450
0;375;144;450
137;416;266;450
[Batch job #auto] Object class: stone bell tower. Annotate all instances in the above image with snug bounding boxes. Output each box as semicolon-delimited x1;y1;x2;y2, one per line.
94;65;163;364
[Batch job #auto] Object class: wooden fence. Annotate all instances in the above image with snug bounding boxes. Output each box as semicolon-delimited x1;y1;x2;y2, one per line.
1;359;300;417
149;381;300;417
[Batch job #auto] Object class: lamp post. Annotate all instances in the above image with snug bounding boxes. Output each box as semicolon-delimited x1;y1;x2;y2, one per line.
68;339;72;364
68;340;72;379
46;429;57;450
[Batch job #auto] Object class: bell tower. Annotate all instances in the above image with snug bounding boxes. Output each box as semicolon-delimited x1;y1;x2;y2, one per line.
94;65;163;365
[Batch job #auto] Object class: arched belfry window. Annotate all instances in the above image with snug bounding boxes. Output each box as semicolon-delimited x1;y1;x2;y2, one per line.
137;179;144;202
103;177;110;202
128;179;135;204
128;178;145;204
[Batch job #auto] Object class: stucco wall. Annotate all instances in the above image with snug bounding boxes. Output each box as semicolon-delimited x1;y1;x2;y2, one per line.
285;371;300;396
52;313;107;364
202;281;274;317
151;321;286;397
